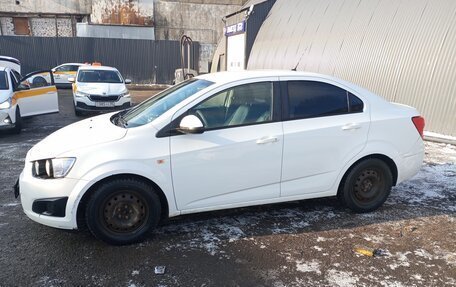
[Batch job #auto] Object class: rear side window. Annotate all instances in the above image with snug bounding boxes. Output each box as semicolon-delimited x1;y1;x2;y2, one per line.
287;81;363;120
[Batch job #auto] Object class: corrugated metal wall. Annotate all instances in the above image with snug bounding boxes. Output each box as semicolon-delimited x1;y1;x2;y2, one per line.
248;0;456;136
0;36;199;84
245;0;276;65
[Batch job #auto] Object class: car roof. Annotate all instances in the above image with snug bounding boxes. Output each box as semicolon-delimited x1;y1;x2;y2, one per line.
197;70;359;89
57;63;86;66
78;65;119;71
0;66;13;72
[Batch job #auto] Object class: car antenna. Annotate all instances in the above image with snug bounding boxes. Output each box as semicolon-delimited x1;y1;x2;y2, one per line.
292;51;306;71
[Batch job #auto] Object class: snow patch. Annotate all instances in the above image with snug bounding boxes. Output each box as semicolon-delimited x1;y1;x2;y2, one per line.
296;260;321;274
312;246;323;251
326;270;359;287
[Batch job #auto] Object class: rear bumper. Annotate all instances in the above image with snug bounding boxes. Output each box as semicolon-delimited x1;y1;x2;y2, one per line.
397;139;425;184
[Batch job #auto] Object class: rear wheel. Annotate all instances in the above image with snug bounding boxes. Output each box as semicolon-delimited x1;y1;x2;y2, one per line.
85;178;161;245
12;106;22;134
338;159;392;213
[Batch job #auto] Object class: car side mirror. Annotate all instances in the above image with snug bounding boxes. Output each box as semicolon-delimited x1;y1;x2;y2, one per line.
178;115;204;134
68;77;75;83
125;79;132;84
51;68;56;72
16;83;30;91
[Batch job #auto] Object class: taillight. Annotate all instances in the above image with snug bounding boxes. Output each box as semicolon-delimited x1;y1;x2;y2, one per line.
412;116;425;138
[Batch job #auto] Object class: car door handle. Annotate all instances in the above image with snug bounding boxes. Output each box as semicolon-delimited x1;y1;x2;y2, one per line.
256;136;278;144
342;123;361;130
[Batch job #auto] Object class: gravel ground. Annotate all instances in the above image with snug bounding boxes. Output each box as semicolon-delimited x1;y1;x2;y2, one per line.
0;90;455;287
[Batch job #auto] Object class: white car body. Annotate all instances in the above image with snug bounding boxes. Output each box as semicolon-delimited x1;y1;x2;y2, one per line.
18;70;424;236
52;63;87;87
72;65;131;114
0;56;59;132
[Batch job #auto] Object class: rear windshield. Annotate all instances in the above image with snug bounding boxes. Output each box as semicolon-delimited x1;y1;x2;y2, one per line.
0;71;8;90
77;70;122;83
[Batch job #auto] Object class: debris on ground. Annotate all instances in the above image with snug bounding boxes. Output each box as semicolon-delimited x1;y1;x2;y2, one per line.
154;266;166;275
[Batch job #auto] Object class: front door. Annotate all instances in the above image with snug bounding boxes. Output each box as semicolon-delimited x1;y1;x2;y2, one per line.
14;71;59;117
170;80;283;211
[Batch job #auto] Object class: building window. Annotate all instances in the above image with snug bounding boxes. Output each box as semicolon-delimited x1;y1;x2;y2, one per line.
13;17;30;35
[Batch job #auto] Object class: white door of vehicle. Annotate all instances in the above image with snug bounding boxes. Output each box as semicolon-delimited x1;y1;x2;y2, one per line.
14;71;59;117
170;80;283;211
53;65;78;84
280;79;370;197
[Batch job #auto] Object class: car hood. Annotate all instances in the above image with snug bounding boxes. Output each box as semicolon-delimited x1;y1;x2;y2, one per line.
0;90;11;103
27;113;127;161
76;82;127;95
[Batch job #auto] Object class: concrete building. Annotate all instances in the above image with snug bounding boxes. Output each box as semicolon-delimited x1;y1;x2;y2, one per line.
0;0;247;73
212;0;456;138
154;0;247;72
0;0;91;37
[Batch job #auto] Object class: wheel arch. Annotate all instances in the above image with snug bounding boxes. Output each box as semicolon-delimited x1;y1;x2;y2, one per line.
76;173;169;229
337;153;398;196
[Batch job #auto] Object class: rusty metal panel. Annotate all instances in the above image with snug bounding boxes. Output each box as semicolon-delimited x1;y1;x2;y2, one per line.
12;17;30;35
247;0;456;137
91;0;154;26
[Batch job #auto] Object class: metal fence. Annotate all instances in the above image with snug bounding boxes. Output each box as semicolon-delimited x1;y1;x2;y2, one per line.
0;36;199;84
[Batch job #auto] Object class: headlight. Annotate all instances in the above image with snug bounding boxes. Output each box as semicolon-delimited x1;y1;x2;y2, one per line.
120;91;130;97
0;99;11;109
75;91;89;97
32;157;76;179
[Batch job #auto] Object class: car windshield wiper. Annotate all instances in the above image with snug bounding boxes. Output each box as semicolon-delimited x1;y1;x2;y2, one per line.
118;114;128;128
112;112;128;128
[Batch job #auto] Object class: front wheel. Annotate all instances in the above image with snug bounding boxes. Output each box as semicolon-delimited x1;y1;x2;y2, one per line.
12;106;22;134
338;159;393;213
85;178;161;245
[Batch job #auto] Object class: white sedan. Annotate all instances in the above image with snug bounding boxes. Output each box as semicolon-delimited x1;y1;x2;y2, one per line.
17;70;424;245
70;65;131;116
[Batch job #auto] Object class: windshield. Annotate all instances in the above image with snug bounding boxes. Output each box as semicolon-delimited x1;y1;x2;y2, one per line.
0;71;8;90
120;79;214;128
77;70;122;83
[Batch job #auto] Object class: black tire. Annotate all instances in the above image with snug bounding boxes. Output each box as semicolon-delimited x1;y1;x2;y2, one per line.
85;178;161;245
74;101;83;117
74;108;83;117
12;106;22;134
338;158;392;213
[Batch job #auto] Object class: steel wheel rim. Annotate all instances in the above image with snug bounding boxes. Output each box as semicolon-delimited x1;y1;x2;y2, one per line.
352;168;385;205
100;190;149;234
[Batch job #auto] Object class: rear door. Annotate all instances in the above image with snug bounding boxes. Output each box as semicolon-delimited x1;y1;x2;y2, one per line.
14;71;59;116
279;77;370;197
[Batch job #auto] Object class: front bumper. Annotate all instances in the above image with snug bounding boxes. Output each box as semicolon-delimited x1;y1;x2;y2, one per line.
18;161;90;230
74;94;131;113
0;108;15;129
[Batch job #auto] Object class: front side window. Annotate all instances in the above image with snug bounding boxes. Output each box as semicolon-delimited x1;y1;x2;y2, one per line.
77;70;122;83
287;81;363;120
55;65;71;72
21;72;53;89
190;82;273;129
0;71;8;90
120;79;214;128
